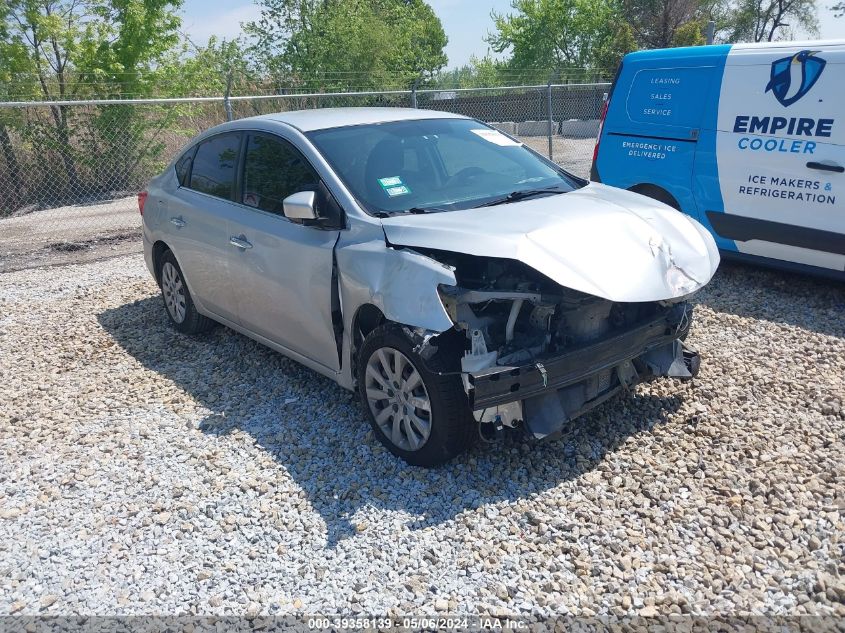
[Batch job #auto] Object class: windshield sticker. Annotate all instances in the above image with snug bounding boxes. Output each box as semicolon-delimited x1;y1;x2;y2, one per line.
470;128;522;147
378;176;411;197
385;185;411;197
243;192;260;207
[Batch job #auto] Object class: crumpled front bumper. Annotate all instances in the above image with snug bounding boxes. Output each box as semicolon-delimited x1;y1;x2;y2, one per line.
465;303;698;439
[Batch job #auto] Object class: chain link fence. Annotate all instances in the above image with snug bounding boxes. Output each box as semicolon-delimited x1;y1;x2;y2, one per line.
0;83;609;270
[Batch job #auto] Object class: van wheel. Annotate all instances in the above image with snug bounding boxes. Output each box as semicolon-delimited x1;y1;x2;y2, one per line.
357;324;473;466
629;184;681;211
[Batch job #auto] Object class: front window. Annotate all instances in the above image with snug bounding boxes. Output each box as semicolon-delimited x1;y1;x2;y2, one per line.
242;133;319;215
307;118;582;215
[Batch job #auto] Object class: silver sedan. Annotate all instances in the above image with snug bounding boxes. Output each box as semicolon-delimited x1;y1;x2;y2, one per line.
140;108;719;466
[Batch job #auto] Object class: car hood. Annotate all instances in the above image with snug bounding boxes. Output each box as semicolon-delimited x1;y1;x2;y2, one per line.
380;182;720;302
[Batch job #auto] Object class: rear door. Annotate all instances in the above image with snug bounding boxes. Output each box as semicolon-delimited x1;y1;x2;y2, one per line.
226;132;341;372
710;43;845;271
164;132;243;322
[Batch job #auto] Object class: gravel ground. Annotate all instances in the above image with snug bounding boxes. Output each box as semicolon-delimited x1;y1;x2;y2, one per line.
1;254;844;618
520;136;596;178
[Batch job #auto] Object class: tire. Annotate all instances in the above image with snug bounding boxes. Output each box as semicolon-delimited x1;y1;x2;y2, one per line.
357;324;473;466
629;184;681;211
158;250;214;334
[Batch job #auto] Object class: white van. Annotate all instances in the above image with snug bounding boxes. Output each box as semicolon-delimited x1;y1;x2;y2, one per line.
592;40;844;279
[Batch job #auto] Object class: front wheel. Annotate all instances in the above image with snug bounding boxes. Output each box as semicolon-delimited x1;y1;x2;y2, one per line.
357;324;473;466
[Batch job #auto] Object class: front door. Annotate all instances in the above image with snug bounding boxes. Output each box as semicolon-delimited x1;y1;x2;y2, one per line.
226;132;341;372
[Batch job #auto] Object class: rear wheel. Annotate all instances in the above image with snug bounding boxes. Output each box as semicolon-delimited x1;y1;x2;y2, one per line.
358;324;473;466
158;250;213;334
629;184;681;211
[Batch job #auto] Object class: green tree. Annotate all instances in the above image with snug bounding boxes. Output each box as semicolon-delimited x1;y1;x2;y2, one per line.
622;0;706;48
672;18;706;43
2;0;182;99
0;3;34;208
245;0;448;91
0;0;183;207
151;37;261;134
594;22;638;71
725;0;818;41
154;37;253;96
487;0;635;79
433;55;512;88
85;0;183;96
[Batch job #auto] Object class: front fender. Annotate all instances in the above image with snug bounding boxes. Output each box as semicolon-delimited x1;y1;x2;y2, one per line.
333;227;458;390
336;240;456;333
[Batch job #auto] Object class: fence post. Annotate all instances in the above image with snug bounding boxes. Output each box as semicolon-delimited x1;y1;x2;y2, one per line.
547;75;554;161
224;70;234;122
411;77;420;109
705;20;716;45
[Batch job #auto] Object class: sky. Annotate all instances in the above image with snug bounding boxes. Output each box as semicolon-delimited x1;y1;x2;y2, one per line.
180;0;845;70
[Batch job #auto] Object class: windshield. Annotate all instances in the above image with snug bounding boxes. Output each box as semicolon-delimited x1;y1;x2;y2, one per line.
307;118;583;215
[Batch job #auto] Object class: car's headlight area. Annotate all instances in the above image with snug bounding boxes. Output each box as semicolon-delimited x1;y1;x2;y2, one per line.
437;284;460;325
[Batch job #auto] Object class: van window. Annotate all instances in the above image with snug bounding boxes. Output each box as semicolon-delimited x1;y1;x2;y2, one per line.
626;67;714;128
189;133;241;200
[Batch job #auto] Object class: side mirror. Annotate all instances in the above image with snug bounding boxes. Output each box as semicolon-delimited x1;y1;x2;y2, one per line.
283;191;317;221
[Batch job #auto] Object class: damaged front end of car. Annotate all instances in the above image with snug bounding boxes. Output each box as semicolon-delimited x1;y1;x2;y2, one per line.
366;184;721;446
411;249;701;442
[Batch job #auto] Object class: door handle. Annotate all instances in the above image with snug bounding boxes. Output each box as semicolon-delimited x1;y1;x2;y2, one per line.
229;235;253;250
806;161;844;173
170;216;186;228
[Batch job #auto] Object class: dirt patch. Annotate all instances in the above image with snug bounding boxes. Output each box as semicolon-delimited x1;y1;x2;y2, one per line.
0;232;142;273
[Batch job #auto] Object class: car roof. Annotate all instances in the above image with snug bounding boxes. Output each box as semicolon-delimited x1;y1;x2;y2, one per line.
238;107;469;132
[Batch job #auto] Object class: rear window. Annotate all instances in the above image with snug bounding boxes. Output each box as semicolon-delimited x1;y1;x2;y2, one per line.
188;133;241;200
626;67;715;128
174;148;195;186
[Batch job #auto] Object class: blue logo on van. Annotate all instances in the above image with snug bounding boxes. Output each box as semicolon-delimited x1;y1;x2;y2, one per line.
765;50;826;107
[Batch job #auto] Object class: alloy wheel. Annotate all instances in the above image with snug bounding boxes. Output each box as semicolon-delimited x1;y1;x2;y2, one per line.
161;261;187;324
364;347;432;451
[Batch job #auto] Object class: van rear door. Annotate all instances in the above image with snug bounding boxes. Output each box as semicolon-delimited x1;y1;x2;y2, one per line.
707;42;845;272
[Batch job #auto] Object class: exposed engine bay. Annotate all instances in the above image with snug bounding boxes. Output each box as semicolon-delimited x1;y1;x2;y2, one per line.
416;248;699;441
434;251;667;364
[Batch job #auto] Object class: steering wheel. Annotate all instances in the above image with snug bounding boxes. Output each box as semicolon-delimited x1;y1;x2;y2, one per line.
449;166;487;185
